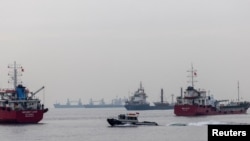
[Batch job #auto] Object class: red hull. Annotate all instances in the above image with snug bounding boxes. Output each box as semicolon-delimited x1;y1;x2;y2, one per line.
0;108;45;123
174;105;247;116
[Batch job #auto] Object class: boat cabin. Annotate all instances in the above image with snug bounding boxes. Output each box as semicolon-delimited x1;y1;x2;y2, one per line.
118;113;139;122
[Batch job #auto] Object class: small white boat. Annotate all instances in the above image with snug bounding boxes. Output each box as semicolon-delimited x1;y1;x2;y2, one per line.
107;112;158;127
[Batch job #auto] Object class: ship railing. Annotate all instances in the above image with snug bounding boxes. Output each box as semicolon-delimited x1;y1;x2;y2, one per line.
5;99;42;111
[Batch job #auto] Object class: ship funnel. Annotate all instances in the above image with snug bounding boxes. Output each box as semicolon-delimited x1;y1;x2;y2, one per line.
181;87;183;98
16;84;27;100
161;88;164;103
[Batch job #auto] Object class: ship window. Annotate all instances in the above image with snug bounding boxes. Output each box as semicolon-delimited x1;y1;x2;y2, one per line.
119;115;125;119
128;117;137;120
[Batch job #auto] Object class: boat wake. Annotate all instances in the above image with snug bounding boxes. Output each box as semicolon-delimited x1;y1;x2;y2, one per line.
108;123;138;128
168;120;249;126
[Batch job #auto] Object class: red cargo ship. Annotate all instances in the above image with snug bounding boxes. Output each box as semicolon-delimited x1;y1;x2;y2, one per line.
174;65;250;116
0;62;48;123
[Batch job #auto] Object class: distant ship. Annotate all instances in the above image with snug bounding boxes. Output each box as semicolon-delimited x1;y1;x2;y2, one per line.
54;98;84;108
124;82;174;110
174;65;250;116
84;98;125;108
54;97;125;108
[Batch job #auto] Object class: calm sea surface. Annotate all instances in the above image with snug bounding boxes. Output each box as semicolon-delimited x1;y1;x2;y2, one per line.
0;108;249;141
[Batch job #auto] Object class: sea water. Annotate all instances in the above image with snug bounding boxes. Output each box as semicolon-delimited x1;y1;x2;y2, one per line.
0;108;249;141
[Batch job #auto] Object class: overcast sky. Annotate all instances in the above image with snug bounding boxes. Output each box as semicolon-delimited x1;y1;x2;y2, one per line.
1;0;250;108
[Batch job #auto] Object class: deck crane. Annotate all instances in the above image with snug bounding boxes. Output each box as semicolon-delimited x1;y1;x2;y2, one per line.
30;86;45;97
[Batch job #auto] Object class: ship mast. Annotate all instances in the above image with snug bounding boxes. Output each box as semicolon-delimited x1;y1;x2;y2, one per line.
237;81;240;102
8;61;23;90
171;94;174;105
14;61;18;89
187;64;197;87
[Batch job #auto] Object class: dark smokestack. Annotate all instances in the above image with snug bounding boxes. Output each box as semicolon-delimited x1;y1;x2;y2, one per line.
161;88;163;103
181;87;183;98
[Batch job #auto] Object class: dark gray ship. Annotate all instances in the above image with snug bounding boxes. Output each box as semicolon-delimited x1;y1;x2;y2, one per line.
124;82;174;110
54;98;125;108
84;98;125;108
54;98;85;108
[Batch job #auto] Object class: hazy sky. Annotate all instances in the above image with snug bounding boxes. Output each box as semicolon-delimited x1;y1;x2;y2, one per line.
1;0;250;108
